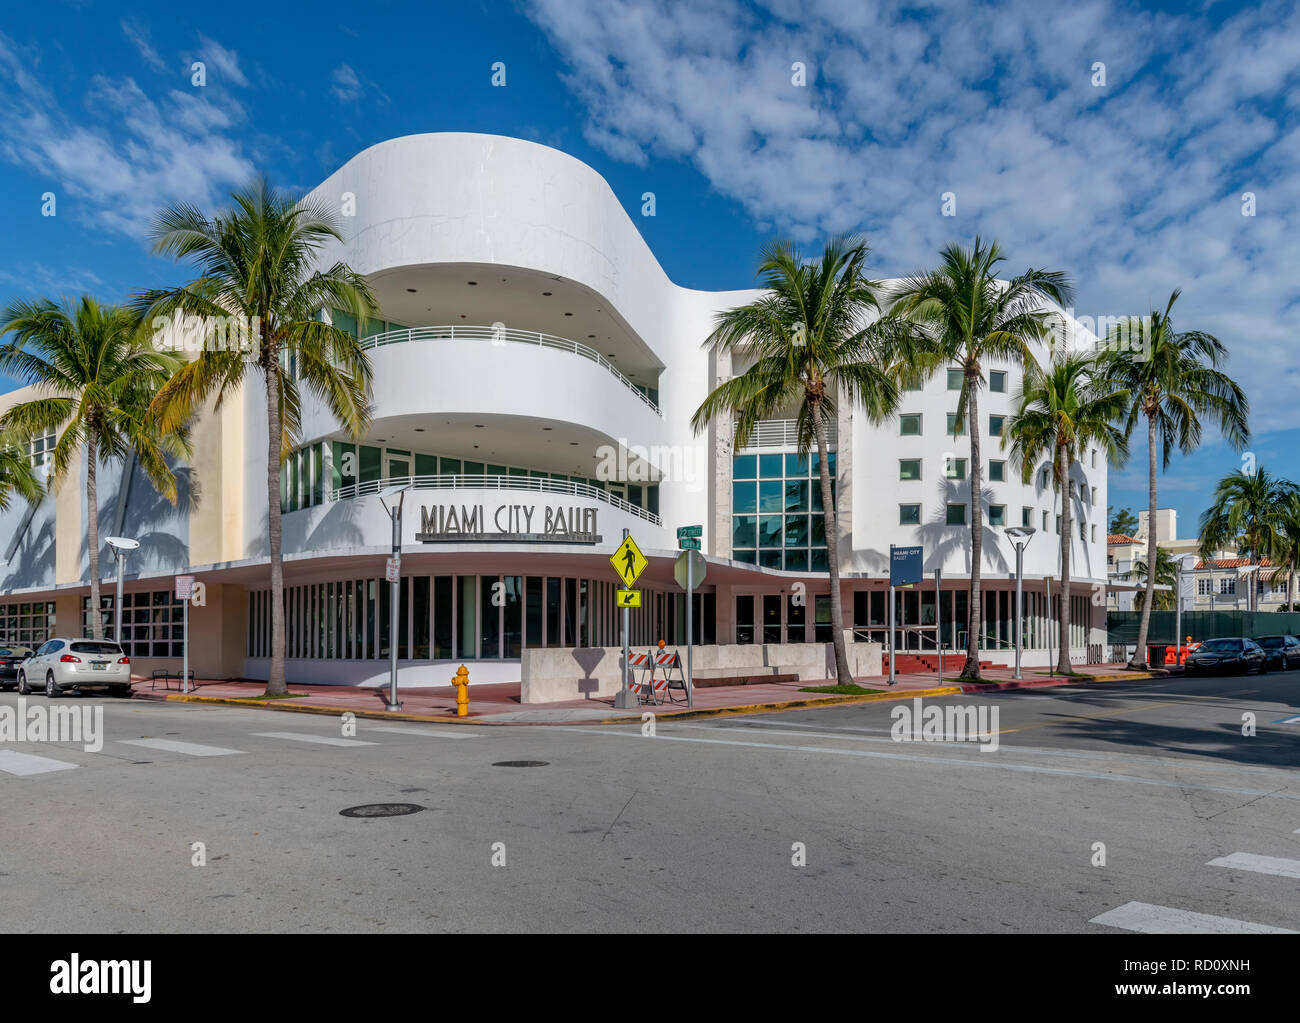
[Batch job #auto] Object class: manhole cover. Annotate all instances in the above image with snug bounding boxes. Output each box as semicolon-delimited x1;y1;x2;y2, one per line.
338;803;425;818
492;760;549;768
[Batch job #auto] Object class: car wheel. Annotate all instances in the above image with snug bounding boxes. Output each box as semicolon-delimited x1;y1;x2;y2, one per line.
16;671;29;695
45;672;58;698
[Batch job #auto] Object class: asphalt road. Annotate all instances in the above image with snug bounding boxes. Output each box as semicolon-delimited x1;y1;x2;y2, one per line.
1;670;1298;933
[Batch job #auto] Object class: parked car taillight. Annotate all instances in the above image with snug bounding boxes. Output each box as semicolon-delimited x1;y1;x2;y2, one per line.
117;656;130;664
59;654;81;663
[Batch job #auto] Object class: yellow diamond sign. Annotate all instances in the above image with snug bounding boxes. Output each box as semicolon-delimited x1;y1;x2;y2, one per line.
610;535;648;588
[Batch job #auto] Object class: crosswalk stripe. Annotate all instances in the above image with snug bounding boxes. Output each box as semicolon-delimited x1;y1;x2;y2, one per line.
120;738;243;757
0;749;79;776
1208;852;1300;879
251;731;376;747
1091;901;1296;934
365;725;482;739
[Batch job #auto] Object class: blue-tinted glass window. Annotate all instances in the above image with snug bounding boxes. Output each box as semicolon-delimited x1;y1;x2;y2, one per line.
759;453;783;478
758;516;783;548
759;480;783;513
732;516;756;548
785;453;809;477
733;481;757;514
784;479;808;512
785;515;809;546
733;455;757;480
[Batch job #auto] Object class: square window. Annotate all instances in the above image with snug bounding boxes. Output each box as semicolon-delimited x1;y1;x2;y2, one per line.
785;549;809;571
944;457;966;480
734;548;756;565
758;454;783;478
947;413;966;436
732;516;756;548
946;504;967;526
899;459;921;481
989;415;1005;437
758;549;782;569
947;368;964;390
758;516;784;548
733;454;757;480
784;515;809;546
759;479;784;513
732;481;757;514
989;460;1005;482
900;504;921;525
990;370;1007;393
989;505;1006;527
899;414;922;436
784;479;809;511
784;453;808;477
810;548;829;573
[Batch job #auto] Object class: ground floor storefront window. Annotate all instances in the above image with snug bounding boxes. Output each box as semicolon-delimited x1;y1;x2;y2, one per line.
248;574;715;661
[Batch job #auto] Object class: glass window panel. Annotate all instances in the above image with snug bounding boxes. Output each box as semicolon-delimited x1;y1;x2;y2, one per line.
733;455;757;480
990;370;1007;393
784;515;809;546
758;549;782;569
440;457;462;474
989;460;1005;482
900;504;921;525
784;453;809;477
784;479;808;511
946;503;967;525
758;516;783;548
732;481;757;514
732;516;756;548
899;459;921;481
900;414;922;436
947;368;963;389
758;454;783;478
989;505;1006;527
785;549;809;572
758;480;783;513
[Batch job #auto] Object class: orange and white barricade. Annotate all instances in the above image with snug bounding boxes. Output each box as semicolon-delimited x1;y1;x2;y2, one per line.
649;648;689;704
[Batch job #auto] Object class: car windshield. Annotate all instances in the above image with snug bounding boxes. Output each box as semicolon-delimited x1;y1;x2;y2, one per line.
70;642;123;655
0;648;21;656
1255;637;1283;648
1201;639;1243;652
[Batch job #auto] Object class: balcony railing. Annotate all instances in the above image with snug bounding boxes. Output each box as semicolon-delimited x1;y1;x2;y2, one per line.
328;473;661;525
736;418;838;449
360;325;661;416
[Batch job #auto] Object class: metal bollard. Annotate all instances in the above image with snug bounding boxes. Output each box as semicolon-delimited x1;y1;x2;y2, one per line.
452;664;469;717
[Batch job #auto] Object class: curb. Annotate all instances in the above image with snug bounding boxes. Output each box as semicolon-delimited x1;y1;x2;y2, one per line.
956;669;1169;694
142;684;966;727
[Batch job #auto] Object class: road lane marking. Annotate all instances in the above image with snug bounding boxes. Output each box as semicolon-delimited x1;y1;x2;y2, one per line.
686;722;1296;777
561;726;1300;801
1208;852;1300;879
251;732;377;747
1091;901;1295;934
0;749;79;776
120;739;243;757
365;726;482;739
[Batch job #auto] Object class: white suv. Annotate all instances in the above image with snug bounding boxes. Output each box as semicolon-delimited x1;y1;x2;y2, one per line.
18;638;133;698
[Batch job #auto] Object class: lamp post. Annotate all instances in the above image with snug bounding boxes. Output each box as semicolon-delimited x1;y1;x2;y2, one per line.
1005;526;1036;680
1173;553;1198;666
105;536;140;645
377;484;411;712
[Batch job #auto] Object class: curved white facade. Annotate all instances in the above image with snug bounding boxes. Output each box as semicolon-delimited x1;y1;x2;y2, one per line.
0;132;1110;686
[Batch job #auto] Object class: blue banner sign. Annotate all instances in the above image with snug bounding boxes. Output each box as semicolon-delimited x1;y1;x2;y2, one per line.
890;545;924;586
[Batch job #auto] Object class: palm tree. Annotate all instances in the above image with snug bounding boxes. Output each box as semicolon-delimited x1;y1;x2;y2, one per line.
1006;353;1128;673
0;445;44;512
138;176;377;697
888;238;1072;680
1198;465;1295;612
0;297;190;639
690;235;906;686
1268;491;1300;610
1100;289;1249;666
1130;547;1178;612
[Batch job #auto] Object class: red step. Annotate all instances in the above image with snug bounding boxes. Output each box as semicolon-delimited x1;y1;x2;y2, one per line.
891;654;1009;674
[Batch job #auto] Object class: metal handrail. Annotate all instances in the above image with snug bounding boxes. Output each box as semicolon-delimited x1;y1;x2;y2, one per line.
327;473;661;525
360;325;662;416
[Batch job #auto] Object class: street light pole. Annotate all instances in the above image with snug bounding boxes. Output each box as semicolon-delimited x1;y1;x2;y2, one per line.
378;485;411;712
105;536;140;645
1006;527;1036;680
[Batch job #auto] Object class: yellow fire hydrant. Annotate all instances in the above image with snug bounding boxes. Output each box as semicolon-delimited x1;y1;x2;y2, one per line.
452;664;470;717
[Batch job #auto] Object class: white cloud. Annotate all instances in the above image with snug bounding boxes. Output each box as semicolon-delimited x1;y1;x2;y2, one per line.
524;0;1300;436
0;32;254;239
329;62;388;105
196;35;248;88
121;20;166;72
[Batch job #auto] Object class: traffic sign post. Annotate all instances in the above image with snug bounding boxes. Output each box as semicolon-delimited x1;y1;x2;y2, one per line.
611;530;646;709
673;550;706;708
888;546;923;686
175;575;195;694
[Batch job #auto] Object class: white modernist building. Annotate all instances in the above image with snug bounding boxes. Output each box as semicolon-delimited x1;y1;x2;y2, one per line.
0;133;1109;696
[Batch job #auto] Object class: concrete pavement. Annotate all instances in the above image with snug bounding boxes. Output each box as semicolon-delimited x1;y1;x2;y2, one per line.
1;667;1297;932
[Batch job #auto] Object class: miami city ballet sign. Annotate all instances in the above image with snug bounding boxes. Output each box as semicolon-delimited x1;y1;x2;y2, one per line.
415;502;602;544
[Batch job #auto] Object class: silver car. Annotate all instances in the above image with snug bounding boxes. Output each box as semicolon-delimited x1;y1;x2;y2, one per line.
17;638;132;698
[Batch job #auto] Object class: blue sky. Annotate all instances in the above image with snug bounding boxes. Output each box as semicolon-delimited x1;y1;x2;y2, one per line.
1;0;1296;538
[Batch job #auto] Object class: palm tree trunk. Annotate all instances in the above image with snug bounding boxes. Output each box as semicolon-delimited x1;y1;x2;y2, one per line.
962;372;983;680
1057;444;1071;675
86;432;103;641
265;356;287;697
811;398;851;686
1130;411;1158;668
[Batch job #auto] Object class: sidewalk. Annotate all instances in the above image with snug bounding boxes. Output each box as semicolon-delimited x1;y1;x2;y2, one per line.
127;661;1166;725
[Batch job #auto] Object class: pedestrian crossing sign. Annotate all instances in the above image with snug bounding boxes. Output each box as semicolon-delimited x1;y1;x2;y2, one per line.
616;589;641;608
610;535;648;587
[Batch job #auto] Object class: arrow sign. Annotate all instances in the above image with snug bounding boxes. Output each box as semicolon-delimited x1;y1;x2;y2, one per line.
610;534;648;588
616;589;641;608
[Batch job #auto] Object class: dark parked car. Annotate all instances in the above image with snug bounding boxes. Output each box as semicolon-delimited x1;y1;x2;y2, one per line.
1184;637;1269;676
1251;634;1300;671
0;645;33;689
